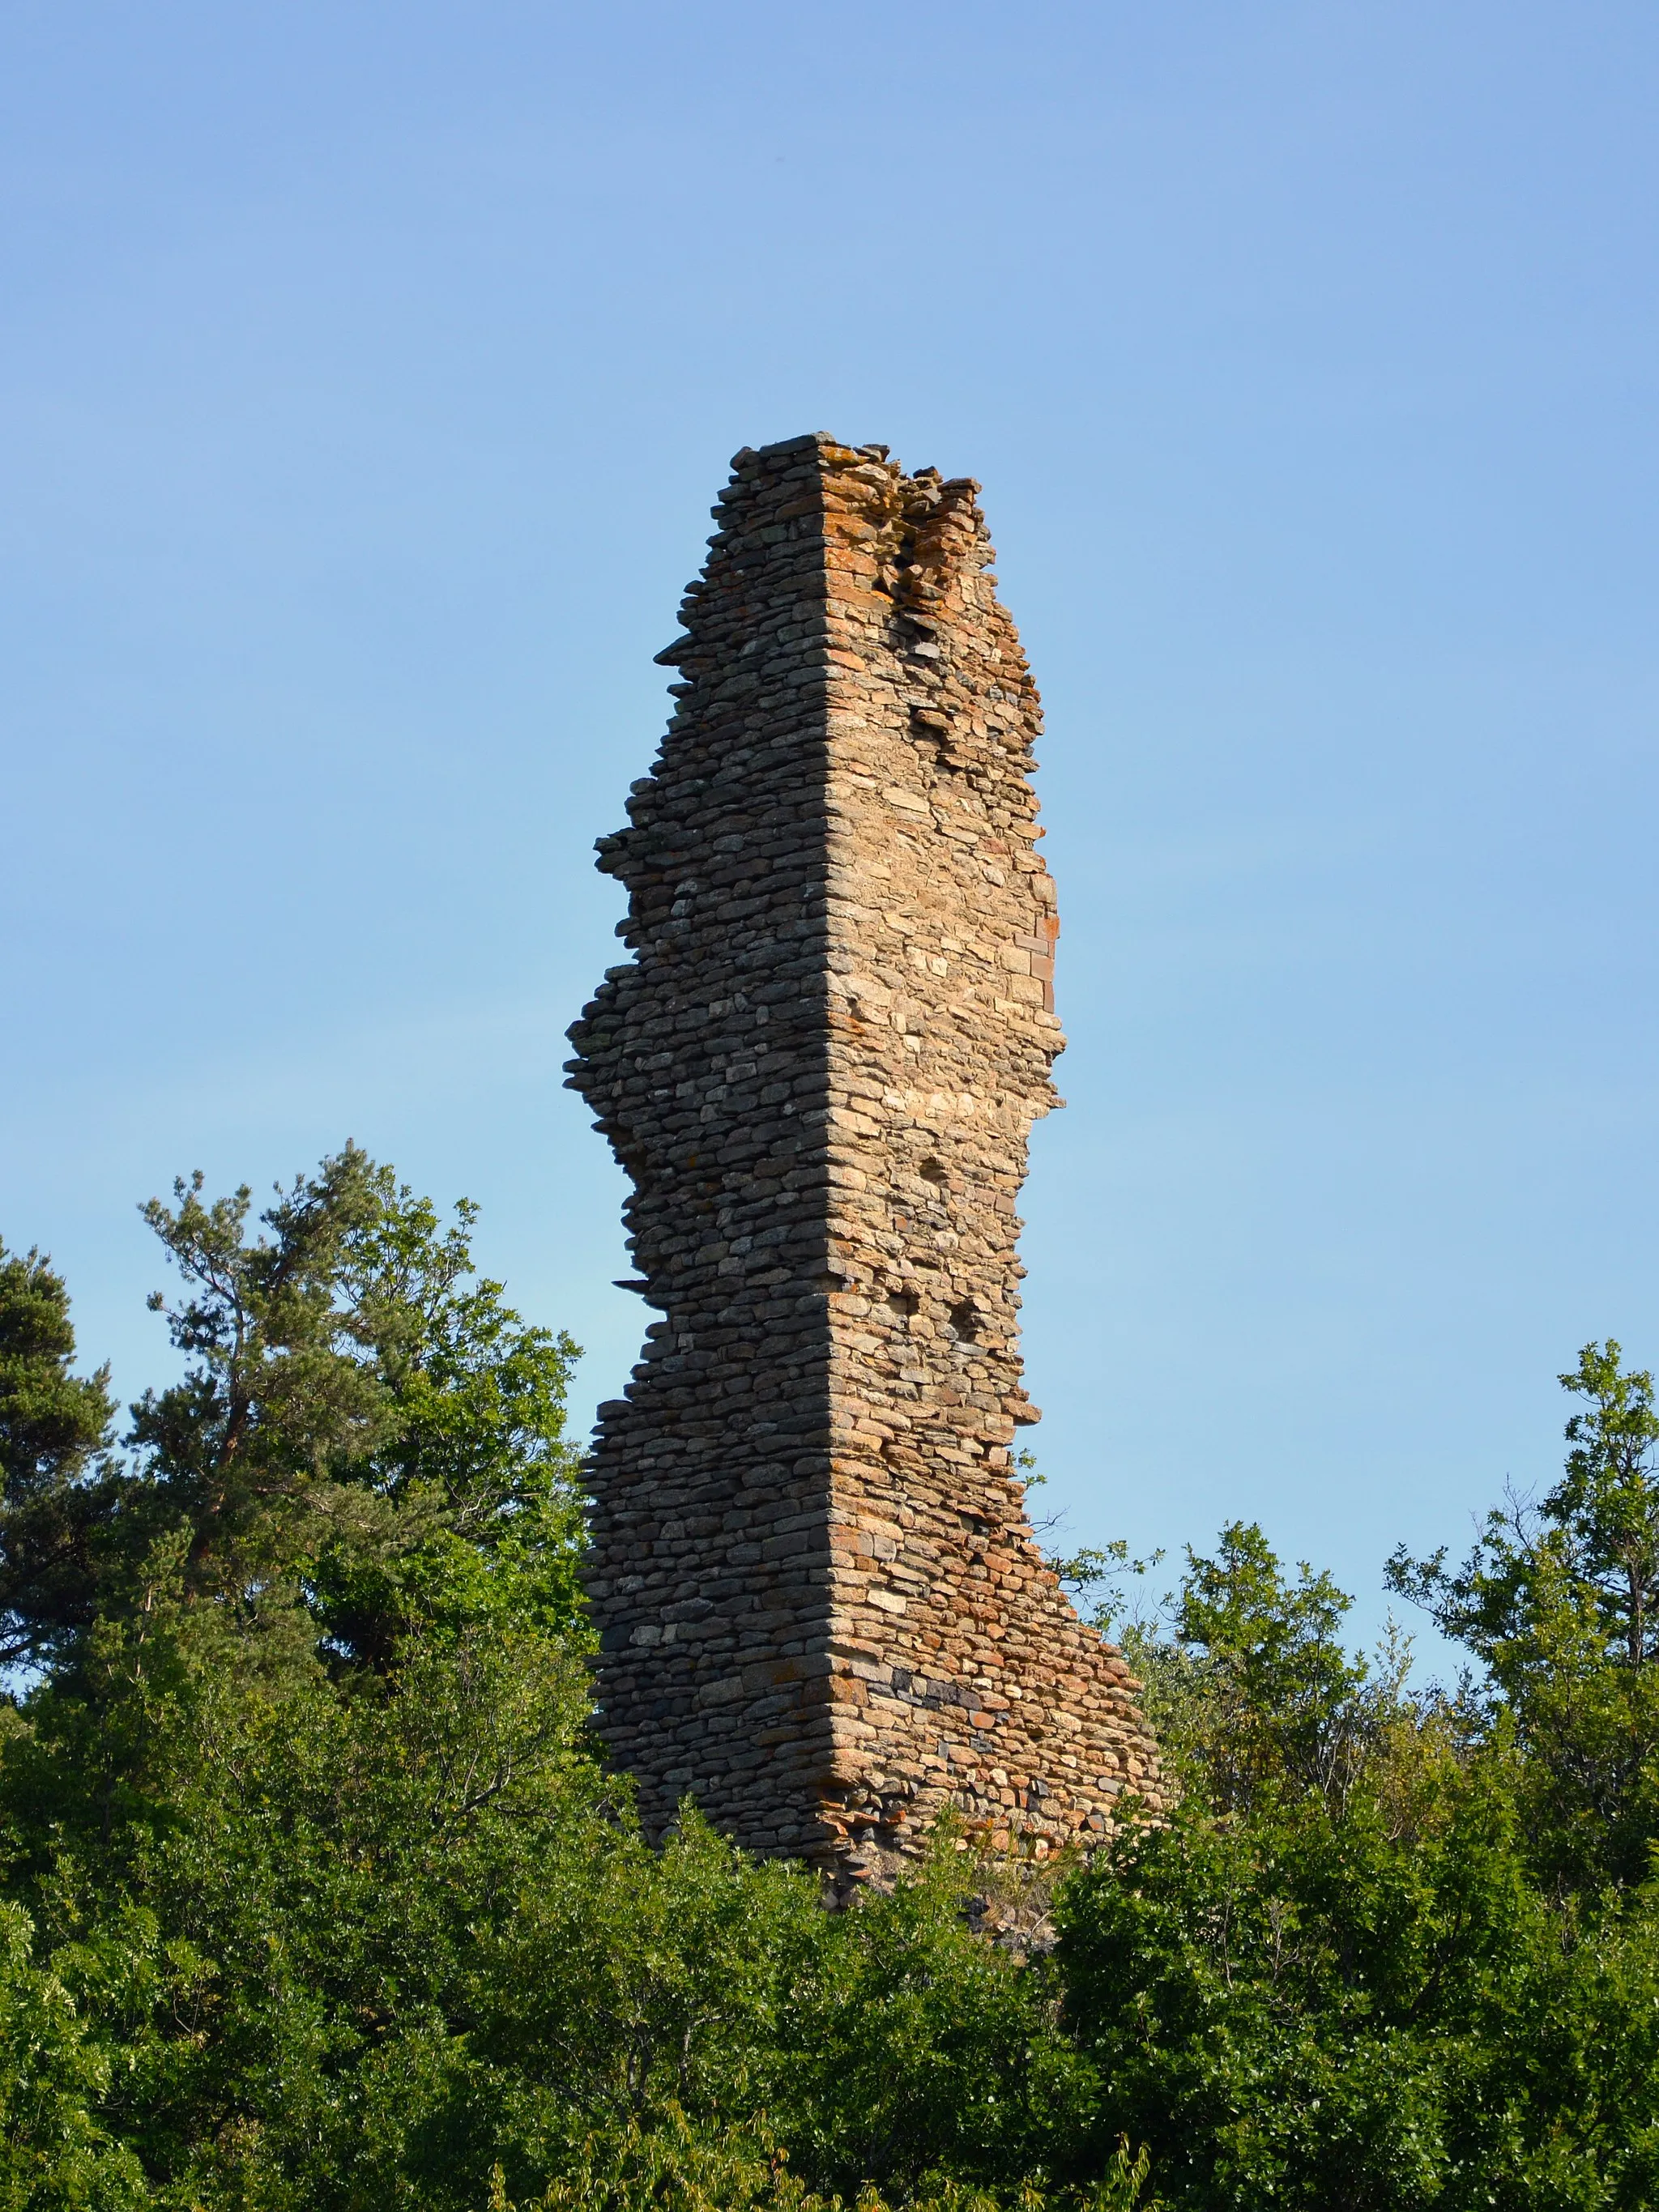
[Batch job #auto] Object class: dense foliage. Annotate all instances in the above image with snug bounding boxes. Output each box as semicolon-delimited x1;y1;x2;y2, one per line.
3;1153;1659;2207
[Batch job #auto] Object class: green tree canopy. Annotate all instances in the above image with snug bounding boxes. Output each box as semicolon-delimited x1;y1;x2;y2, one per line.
4;1146;586;1692
1388;1339;1659;1887
13;1155;1659;2210
0;1241;118;1673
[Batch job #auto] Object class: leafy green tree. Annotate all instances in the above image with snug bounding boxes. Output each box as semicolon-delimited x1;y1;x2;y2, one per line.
1166;1521;1375;1812
0;1242;119;1673
486;2109;1157;2210
730;1839;1095;2202
62;1608;603;2207
0;1899;154;2210
44;1169;1659;2208
1056;1766;1659;2211
1062;1523;1423;1821
1048;1511;1659;2209
1388;1340;1659;1888
8;1147;586;1695
0;1153;596;2203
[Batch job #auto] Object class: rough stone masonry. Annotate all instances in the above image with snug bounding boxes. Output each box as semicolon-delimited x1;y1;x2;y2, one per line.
565;433;1162;1880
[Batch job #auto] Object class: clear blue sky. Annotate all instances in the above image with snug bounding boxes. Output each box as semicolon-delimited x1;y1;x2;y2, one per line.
5;1;1657;1666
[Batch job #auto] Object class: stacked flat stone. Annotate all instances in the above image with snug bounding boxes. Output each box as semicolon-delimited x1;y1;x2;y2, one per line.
565;433;1162;1880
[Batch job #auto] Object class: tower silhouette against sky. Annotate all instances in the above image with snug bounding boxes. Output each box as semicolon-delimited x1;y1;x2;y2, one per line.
566;434;1161;1879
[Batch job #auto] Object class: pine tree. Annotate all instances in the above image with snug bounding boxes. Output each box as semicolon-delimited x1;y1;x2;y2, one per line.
0;1240;118;1672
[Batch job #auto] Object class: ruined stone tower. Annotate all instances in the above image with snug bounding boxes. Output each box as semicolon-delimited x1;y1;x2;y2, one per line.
565;433;1161;1877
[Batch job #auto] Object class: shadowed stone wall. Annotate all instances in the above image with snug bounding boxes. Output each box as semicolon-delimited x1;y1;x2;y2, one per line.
565;433;1162;1880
